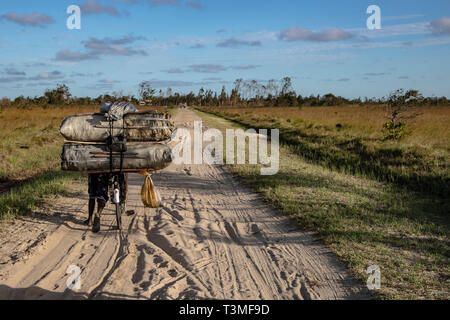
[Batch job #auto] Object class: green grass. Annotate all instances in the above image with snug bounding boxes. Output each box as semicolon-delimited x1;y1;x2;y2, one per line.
196;109;450;300
0;170;83;221
166;106;179;117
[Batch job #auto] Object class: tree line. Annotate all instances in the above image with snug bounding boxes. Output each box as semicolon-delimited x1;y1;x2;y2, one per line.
1;78;449;109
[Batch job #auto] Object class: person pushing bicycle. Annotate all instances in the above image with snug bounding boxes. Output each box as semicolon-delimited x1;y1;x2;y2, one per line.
85;172;128;233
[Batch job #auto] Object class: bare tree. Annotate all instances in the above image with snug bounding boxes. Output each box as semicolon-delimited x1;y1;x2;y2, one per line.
166;87;173;99
250;80;259;99
198;87;205;106
220;86;227;107
267;79;279;98
281;77;293;96
233;79;243;105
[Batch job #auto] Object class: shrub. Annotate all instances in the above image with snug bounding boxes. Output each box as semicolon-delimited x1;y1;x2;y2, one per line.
383;121;406;141
383;89;422;141
0;97;10;112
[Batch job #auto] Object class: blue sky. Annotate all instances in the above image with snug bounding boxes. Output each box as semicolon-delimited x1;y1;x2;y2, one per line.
0;0;449;99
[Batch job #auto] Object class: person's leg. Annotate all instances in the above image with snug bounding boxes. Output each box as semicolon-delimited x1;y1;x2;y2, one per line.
123;173;128;201
86;174;96;226
92;174;109;233
92;198;105;233
96;198;106;217
119;173;128;214
84;198;95;226
121;173;135;215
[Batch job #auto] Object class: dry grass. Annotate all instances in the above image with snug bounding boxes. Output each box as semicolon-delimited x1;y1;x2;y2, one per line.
215;106;450;150
200;105;450;197
196;109;450;300
0;106;98;183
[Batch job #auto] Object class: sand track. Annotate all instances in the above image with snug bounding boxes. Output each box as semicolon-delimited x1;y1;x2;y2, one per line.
0;109;368;300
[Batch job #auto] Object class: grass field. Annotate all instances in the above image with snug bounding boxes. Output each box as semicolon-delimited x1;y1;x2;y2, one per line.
0;106;97;185
196;107;450;300
200;106;449;197
0;104;176;221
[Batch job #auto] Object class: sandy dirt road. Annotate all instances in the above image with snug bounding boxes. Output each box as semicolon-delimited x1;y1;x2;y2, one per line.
0;109;368;300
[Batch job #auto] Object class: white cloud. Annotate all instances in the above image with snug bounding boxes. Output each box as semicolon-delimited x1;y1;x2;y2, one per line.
189;64;227;73
161;68;185;74
217;38;262;48
55;50;98;61
430;17;450;35
29;71;63;80
280;27;355;42
1;12;55;27
80;0;121;16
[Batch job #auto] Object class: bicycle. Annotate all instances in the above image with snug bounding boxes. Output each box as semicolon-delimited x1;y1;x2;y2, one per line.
110;174;121;230
108;172;129;231
105;114;128;231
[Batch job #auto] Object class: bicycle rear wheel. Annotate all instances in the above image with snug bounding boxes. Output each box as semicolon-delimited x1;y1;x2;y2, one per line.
115;202;122;230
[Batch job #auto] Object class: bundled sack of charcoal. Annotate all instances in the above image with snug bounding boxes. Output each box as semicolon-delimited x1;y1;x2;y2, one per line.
60;102;174;173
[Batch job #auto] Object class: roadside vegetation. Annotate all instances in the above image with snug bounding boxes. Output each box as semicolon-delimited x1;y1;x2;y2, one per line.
0;84;175;221
199;103;449;198
196;108;449;300
0;105;94;221
0;171;83;222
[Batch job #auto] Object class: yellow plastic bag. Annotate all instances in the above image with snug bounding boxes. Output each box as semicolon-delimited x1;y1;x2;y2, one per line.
140;171;160;208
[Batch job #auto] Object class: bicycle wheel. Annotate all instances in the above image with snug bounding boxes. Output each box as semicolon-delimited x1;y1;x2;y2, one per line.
115;202;122;230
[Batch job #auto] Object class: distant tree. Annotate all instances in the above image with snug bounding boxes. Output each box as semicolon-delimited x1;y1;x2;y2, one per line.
76;96;92;105
383;89;423;140
35;96;47;106
220;86;227;107
186;91;195;106
243;82;251;102
229;89;238;107
267;79;279;97
138;81;156;104
250;80;258;97
44;84;71;105
0;97;7;113
278;77;297;106
113;90;132;102
204;89;213;106
13;95;26;107
233;79;243;106
165;87;173;99
198;87;205;106
173;92;180;105
385;89;423;122
280;77;293;96
103;94;113;102
0;97;10;110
